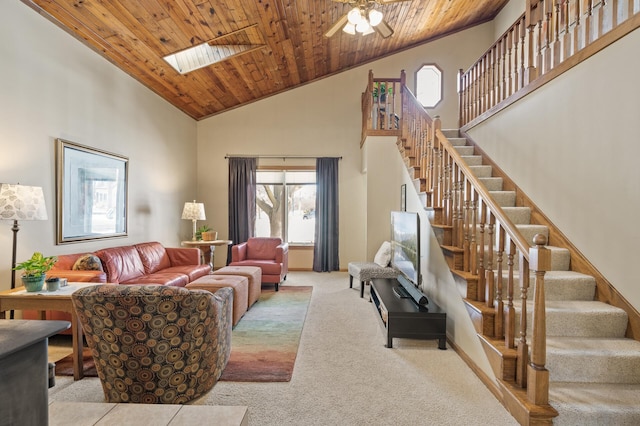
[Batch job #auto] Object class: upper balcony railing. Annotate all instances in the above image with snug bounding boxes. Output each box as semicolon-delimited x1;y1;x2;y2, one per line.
459;0;640;127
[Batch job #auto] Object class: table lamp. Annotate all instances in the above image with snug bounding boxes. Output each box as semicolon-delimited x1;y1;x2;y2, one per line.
182;200;206;241
0;184;48;319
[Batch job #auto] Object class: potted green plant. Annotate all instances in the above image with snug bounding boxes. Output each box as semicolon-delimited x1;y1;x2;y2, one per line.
13;252;58;292
195;225;212;241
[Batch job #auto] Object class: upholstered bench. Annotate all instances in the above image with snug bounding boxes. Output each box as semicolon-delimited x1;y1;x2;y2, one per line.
212;266;262;309
348;262;397;298
187;275;249;326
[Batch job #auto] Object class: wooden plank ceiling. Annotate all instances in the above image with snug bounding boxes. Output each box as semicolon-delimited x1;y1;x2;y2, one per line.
24;0;509;120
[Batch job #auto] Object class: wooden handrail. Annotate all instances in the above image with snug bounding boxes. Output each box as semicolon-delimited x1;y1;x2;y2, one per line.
459;0;640;127
362;71;551;408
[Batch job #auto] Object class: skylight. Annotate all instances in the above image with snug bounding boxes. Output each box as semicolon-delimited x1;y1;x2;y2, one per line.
163;42;263;74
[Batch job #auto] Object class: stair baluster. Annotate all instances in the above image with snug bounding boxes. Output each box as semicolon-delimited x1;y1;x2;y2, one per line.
516;252;530;387
485;213;496;313
505;239;517;349
494;225;505;338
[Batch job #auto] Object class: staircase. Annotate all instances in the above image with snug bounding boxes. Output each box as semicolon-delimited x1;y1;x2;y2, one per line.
426;129;640;425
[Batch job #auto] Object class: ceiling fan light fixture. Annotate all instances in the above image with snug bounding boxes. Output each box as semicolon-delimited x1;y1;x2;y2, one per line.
369;9;383;27
342;22;356;35
355;19;371;33
362;25;375;36
347;7;364;25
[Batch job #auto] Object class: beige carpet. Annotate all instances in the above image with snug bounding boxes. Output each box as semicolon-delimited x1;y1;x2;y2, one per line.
48;271;518;425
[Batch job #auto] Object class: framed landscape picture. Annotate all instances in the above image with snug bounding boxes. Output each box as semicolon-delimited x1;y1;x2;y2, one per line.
55;139;128;244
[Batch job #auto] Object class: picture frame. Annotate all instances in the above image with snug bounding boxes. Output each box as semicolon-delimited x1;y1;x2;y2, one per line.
55;139;128;244
400;184;406;212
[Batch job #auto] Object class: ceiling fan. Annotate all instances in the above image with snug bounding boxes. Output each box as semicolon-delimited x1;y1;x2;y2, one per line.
324;0;410;39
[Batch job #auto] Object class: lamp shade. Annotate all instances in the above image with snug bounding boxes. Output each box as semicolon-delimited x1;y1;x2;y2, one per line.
0;184;47;221
181;201;206;221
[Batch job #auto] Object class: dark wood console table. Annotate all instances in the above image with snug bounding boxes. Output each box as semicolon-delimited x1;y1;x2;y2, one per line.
0;319;70;426
370;278;447;349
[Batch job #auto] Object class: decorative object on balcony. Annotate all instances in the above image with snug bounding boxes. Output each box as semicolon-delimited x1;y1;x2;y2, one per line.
324;0;409;39
0;184;48;293
13;251;57;292
182;200;206;241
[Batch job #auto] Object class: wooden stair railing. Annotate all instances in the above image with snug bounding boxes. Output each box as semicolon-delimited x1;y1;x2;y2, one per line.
459;0;640;128
362;71;556;421
361;70;404;146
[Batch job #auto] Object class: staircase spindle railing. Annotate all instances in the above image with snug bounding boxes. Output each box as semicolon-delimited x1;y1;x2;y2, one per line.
458;0;639;127
362;71;552;407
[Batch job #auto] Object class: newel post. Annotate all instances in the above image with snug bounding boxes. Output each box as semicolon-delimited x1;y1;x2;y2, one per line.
433;116;442;207
527;233;550;405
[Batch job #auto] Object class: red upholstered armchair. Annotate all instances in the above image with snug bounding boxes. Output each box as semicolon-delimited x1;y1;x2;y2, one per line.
230;237;288;291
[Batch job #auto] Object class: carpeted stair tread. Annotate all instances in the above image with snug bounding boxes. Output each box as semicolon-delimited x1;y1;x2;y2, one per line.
502;206;531;224
460;155;483;165
441;129;460;138
469;165;493;177
546;337;640;383
514;223;549;244
447;137;467;146
485;246;572;274
514;300;628;337
478;177;503;191
550;382;640;426
454;145;474;155
496;270;596;301
488;190;516;207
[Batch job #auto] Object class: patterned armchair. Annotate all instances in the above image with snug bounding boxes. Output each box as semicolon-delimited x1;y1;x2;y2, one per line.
71;284;233;404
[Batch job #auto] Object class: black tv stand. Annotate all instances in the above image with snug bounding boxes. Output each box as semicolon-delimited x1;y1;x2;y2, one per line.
392;285;411;299
370;278;446;349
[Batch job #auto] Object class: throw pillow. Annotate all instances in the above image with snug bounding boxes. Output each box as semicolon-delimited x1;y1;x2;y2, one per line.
373;241;391;267
72;254;104;271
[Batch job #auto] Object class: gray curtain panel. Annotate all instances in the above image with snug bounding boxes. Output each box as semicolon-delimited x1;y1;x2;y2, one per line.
313;157;339;272
228;157;257;262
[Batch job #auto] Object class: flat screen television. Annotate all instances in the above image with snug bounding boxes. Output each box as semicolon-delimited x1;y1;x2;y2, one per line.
390;211;420;288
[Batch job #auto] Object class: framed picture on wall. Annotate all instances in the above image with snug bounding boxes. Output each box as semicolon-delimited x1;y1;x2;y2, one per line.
55;139;128;244
400;184;406;211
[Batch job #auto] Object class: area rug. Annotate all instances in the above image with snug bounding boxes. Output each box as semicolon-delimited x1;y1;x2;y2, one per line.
220;285;312;382
54;285;312;382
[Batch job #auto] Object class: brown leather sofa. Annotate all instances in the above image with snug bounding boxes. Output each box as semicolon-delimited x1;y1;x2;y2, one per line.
230;237;288;291
25;242;210;326
95;241;210;286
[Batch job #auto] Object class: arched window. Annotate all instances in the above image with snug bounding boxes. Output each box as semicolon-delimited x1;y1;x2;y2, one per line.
415;64;442;108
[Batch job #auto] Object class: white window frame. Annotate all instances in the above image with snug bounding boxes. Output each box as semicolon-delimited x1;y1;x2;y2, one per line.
415;63;443;109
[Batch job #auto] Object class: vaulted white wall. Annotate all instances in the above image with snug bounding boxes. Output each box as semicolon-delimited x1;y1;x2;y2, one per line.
196;23;495;269
0;1;197;290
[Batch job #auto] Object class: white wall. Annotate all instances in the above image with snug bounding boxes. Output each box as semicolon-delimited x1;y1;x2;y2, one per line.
366;137;498;381
0;2;198;291
197;23;495;269
493;0;526;39
468;28;640;310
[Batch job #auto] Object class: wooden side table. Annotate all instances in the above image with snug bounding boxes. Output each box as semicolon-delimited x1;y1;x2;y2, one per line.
181;240;233;271
0;283;98;380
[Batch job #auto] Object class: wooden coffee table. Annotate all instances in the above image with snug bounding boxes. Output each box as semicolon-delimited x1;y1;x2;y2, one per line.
0;283;98;380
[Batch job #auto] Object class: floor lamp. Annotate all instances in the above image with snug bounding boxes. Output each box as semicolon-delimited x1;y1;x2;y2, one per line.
181;200;206;241
0;184;48;318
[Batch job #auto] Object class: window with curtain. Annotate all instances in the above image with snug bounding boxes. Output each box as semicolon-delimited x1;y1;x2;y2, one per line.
255;169;316;245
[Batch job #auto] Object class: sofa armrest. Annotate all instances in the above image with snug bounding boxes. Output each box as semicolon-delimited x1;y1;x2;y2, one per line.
166;247;201;266
231;242;248;262
276;242;289;277
275;242;288;263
